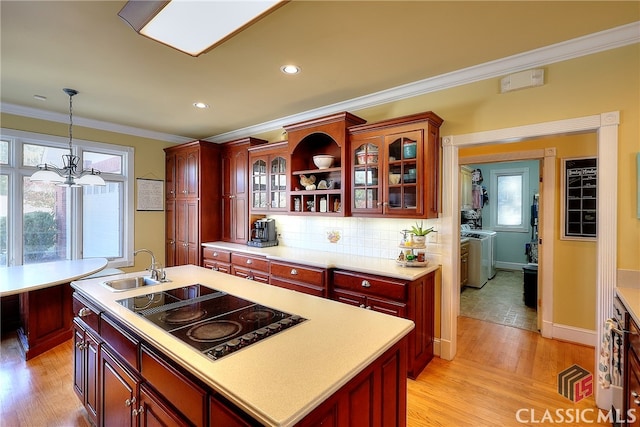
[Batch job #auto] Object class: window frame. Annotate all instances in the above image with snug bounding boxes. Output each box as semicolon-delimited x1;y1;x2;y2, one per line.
1;128;134;267
490;167;530;233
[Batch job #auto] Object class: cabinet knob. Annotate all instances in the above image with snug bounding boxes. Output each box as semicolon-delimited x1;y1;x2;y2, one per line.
246;259;252;265
361;280;371;288
211;266;219;271
377;202;382;206
359;304;366;308
365;306;371;310
125;396;136;407
75;340;84;349
633;391;639;398
78;307;92;317
290;269;298;275
213;251;218;256
230;195;236;199
133;406;144;416
382;202;389;206
247;275;254;281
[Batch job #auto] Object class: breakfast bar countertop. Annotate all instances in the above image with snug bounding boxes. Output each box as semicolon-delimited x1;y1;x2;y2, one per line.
202;241;439;281
0;257;107;297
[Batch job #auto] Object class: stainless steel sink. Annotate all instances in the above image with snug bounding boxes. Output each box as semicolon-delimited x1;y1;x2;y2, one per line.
102;276;161;292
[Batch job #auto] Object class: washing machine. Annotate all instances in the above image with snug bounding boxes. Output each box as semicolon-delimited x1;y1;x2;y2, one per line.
470;229;497;279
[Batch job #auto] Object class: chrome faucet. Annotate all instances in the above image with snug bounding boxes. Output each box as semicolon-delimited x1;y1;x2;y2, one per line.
134;248;164;281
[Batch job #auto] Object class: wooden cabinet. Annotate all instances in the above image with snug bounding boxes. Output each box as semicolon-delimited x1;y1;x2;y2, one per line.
141;345;207;427
100;346;139;427
221;138;267;244
460;241;469;289
248;141;288;214
285;112;366;216
269;260;328;297
231;252;270;284
297;338;407;427
332;269;435;379
73;319;100;425
626;316;640;427
348;111;443;218
165;141;222;267
202;247;232;274
139;383;190;427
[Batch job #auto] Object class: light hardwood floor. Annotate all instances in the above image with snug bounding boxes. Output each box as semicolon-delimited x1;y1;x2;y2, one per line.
1;316;608;426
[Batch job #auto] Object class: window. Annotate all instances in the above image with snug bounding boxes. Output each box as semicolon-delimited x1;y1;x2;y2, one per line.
1;129;133;267
491;168;529;232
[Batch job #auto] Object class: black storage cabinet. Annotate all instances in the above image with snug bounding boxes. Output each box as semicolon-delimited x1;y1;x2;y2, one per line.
523;264;538;309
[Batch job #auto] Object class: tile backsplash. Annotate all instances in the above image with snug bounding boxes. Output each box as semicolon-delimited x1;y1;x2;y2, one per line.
269;215;441;260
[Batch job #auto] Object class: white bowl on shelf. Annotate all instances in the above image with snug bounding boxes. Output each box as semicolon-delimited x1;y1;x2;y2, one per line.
313;155;335;169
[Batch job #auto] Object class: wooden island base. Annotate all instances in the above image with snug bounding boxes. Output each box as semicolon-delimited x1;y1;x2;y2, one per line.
17;283;73;360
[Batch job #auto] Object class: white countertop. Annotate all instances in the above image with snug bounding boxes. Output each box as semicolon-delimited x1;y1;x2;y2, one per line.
71;265;414;427
202;241;440;281
0;258;107;297
617;287;640;327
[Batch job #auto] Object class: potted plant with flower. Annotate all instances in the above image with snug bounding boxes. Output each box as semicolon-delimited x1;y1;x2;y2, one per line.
410;221;434;246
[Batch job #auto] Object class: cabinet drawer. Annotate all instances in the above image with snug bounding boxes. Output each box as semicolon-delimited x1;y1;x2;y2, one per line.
202;247;231;263
232;266;270;284
270;277;325;297
270;261;325;286
630;317;640;355
231;253;269;273
73;293;100;332
141;346;207;427
460;242;469;256
332;270;407;301
203;259;232;274
101;315;139;370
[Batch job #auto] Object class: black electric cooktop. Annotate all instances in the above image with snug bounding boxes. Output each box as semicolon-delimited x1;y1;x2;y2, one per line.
117;285;306;360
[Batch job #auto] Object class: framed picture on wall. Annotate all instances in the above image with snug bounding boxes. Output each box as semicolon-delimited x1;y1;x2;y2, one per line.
561;157;597;240
136;178;164;211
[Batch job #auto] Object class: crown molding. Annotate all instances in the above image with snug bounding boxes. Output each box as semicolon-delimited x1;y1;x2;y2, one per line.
208;21;639;143
0;102;193;144
2;21;638;144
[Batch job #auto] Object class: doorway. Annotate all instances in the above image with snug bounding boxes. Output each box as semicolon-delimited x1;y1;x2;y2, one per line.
458;158;542;333
438;111;619;386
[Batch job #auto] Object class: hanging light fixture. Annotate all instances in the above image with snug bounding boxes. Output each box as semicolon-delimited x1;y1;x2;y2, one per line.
30;88;105;187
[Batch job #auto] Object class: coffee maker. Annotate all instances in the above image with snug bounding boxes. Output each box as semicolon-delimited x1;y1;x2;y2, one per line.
248;218;278;247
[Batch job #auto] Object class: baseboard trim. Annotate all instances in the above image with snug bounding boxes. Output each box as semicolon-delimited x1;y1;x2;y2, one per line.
551;323;596;347
495;261;527;271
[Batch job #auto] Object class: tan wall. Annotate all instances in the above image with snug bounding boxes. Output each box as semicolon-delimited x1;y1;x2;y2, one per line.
1;114;176;273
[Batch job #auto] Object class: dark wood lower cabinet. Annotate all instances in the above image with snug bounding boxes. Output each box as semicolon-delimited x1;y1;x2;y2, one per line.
139;383;190;427
101;346;138;427
73;320;100;426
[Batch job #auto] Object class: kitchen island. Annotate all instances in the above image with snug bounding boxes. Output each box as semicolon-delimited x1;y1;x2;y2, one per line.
71;264;414;426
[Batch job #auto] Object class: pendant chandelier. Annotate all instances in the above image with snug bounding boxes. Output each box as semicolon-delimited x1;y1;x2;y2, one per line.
30;88;105;186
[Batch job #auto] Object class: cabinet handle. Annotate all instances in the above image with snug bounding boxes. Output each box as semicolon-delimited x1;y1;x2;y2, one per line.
78;307;92;317
133;406;144;416
211;266;219;271
246;259;252;265
359;304;366;308
75;340;84;349
290;269;298;276
361;280;371;288
125;396;136;407
213;251;218;257
377;202;382;206
247;275;254;281
365;306;371;310
230;195;236;199
382;202;389;206
633;391;639;398
169;240;175;245
635;399;640;406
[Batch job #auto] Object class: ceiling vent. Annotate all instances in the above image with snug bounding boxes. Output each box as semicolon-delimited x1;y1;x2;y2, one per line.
500;69;544;93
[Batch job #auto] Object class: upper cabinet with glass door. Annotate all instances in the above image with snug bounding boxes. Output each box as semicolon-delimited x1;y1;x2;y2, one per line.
248;141;289;213
348;111;443;218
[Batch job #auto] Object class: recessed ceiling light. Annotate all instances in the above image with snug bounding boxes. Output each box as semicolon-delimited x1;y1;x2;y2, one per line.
281;65;300;75
33;95;47;101
193;102;209;109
